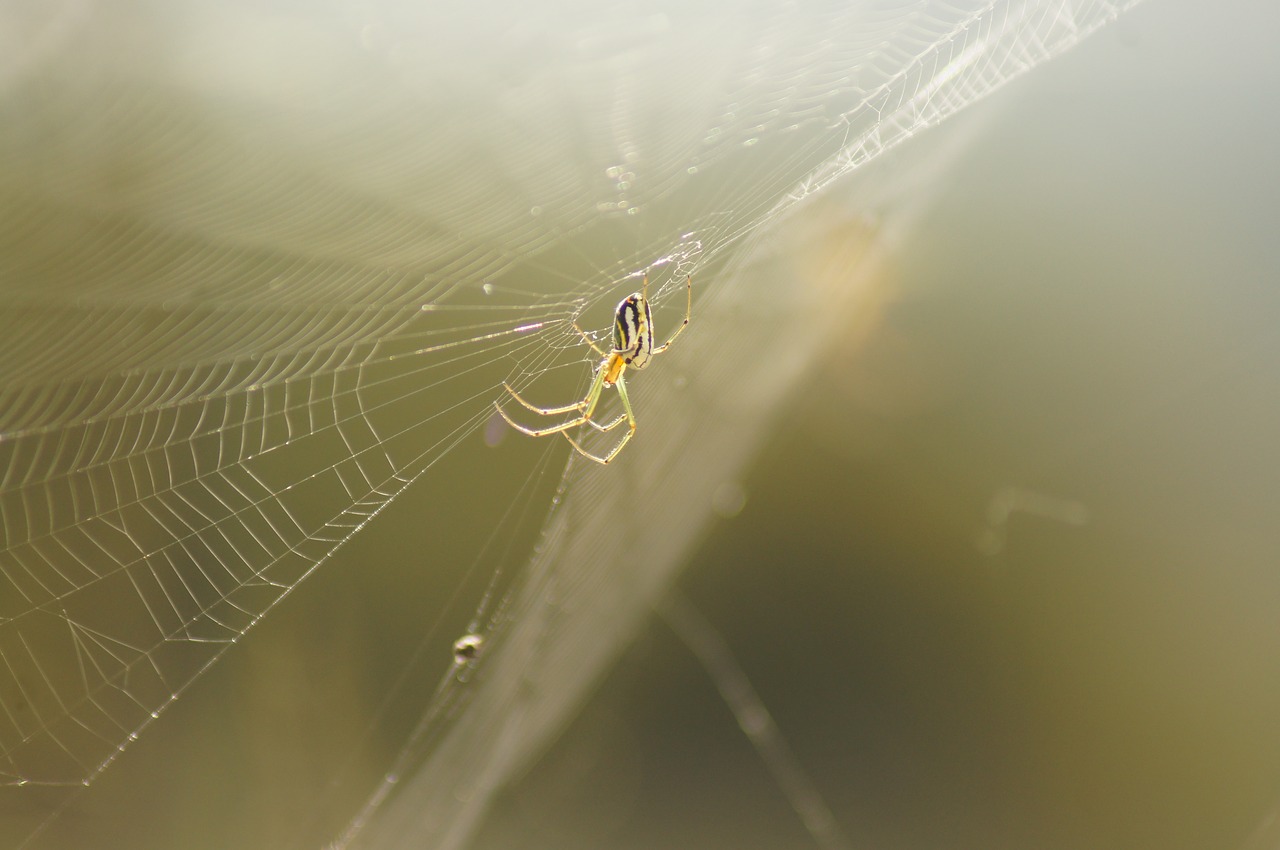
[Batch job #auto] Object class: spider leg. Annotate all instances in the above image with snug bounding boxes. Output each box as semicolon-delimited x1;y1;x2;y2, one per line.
649;275;691;356
501;381;587;416
564;374;637;464
585;411;627;432
495;404;591;437
496;362;609;436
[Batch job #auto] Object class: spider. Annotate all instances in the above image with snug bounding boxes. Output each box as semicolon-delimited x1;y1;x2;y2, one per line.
495;273;692;464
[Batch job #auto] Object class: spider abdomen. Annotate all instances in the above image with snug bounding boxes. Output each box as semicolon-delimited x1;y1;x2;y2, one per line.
613;293;655;369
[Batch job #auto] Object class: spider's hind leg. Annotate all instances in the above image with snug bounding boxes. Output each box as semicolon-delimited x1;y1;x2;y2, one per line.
586;411;628;432
565;374;636;464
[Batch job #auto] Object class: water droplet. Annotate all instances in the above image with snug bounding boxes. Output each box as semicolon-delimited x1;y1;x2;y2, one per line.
484;411;508;447
712;481;748;519
737;705;769;736
452;634;484;663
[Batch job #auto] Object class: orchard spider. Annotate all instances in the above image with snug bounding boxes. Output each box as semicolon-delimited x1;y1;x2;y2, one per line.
495;274;691;464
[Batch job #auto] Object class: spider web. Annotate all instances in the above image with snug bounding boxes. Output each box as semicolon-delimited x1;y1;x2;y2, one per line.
0;0;1141;846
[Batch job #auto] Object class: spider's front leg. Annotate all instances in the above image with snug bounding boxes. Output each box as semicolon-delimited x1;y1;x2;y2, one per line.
494;402;590;437
495;359;611;437
501;382;587;416
649;275;692;356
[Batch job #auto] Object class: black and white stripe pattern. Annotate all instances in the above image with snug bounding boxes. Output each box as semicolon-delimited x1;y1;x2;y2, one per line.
613;293;654;369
